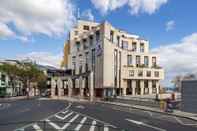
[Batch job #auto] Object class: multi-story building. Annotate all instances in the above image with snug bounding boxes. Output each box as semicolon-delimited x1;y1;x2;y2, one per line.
61;20;164;98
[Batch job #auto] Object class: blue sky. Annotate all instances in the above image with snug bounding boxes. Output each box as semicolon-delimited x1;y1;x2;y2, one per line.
0;0;197;86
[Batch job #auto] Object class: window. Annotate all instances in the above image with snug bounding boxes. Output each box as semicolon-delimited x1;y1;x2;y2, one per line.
79;65;82;74
136;56;141;67
96;30;100;42
91;26;96;30
72;56;76;74
89;35;93;46
152;57;157;67
92;49;95;68
119;51;121;88
114;49;118;87
110;30;114;43
76;41;80;51
132;42;137;51
83;39;88;50
75;31;78;35
154;71;159;77
85;52;89;63
127;55;132;66
117;36;120;46
85;52;89;72
138;70;143;77
140;43;144;52
152;80;157;94
129;70;134;77
122;40;128;49
83;25;89;30
1;74;6;82
144;80;149;94
147;71;151;77
79;54;83;65
144;56;149;67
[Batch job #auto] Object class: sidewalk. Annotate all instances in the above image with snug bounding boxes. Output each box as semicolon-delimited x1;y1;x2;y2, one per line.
0;96;32;102
98;101;197;121
50;96;89;102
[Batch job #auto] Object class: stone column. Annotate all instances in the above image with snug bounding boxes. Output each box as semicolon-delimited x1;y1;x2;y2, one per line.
57;78;63;97
51;78;56;97
132;80;136;96
156;81;160;94
68;78;73;97
148;80;152;94
89;72;94;101
140;80;144;95
80;76;84;98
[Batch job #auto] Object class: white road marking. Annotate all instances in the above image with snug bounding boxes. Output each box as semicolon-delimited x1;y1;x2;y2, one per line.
45;119;61;130
15;102;73;131
74;117;87;131
126;118;166;131
104;126;109;131
75;105;85;109
174;117;197;126
62;114;79;129
55;111;73;120
72;110;117;129
144;111;153;117
89;120;97;131
62;110;69;114
32;124;43;131
126;119;143;125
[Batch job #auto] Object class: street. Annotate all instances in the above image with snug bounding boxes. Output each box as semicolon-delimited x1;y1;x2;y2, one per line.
1;98;197;131
0;98;67;131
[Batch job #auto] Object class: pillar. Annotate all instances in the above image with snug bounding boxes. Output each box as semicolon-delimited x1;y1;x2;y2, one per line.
58;78;63;97
140;80;144;95
148;80;152;94
68;78;73;97
51;78;56;97
156;81;160;94
80;76;84;98
131;80;136;96
89;72;94;101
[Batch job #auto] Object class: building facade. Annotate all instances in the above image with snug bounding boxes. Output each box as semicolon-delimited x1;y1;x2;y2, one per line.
60;20;164;98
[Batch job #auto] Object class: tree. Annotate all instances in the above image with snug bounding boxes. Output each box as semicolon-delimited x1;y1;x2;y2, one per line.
0;62;47;96
0;63;20;95
17;62;47;96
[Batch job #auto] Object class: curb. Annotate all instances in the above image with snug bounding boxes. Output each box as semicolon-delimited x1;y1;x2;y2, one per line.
0;96;37;103
97;101;197;122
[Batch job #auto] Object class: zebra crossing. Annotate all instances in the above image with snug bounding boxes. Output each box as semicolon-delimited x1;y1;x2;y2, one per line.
20;109;118;131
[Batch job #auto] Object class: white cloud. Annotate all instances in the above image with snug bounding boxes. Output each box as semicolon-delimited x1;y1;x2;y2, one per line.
91;0;168;15
166;20;175;31
17;52;62;68
90;0;127;15
0;22;15;38
0;0;76;39
81;9;95;21
152;33;197;87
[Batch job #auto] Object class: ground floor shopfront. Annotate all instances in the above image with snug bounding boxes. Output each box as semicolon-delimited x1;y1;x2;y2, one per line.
123;79;160;96
50;71;161;100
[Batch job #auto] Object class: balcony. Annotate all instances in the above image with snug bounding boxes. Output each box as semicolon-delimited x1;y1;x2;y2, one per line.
122;65;164;80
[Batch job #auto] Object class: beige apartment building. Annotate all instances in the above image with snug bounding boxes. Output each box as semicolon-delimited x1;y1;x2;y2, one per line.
60;20;164;98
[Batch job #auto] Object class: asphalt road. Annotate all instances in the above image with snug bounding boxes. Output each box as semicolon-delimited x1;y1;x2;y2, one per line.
0;98;68;131
1;98;197;131
70;102;197;131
